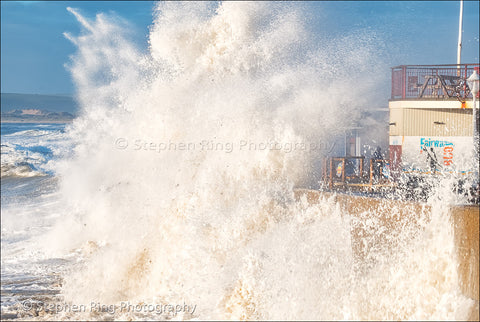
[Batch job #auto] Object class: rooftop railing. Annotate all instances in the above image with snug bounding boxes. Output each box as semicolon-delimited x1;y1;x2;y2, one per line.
391;64;480;100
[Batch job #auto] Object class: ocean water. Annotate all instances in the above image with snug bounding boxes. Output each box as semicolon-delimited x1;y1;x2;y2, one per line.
1;123;72;319
1;2;477;321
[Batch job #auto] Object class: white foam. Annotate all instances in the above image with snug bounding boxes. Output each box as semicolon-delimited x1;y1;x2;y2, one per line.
16;2;475;320
1;126;71;178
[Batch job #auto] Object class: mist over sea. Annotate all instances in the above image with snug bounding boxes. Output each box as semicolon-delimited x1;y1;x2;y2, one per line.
1;2;477;320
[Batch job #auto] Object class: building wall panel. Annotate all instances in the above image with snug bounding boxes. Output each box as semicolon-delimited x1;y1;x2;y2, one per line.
389;108;403;136
403;108;473;136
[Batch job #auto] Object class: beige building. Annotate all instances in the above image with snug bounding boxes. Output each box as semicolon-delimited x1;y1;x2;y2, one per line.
388;64;479;176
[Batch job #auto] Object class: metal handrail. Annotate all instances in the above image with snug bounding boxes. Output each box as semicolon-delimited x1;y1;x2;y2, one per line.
391;64;480;100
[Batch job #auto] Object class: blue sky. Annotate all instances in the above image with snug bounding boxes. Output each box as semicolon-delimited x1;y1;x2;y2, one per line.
1;1;479;95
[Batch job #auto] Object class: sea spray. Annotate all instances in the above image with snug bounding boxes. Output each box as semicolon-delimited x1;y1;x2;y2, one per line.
37;2;474;320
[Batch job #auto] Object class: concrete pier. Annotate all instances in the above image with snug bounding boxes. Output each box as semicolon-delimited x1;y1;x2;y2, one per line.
451;205;479;320
294;189;479;320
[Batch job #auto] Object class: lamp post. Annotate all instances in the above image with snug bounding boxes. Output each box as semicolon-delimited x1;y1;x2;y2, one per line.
457;1;463;66
467;69;479;168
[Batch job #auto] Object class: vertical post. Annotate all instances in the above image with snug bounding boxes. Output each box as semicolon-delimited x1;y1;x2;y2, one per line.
355;129;361;157
321;158;325;185
369;159;373;185
468;69;480;174
329;158;333;189
342;159;346;185
457;0;464;69
473;93;478;166
379;160;383;183
402;66;407;99
360;157;364;179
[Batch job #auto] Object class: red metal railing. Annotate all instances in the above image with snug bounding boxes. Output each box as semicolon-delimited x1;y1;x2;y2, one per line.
391;64;480;100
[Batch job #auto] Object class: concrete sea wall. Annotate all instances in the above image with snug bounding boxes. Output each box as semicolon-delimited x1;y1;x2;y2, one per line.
294;189;479;320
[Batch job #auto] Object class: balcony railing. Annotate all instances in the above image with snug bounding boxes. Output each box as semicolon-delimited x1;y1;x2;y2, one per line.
391;64;480;100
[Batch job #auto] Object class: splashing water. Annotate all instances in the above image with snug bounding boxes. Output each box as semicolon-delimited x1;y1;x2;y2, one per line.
29;2;475;320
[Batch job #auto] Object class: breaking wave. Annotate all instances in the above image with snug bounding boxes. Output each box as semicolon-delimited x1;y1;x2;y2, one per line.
25;2;476;320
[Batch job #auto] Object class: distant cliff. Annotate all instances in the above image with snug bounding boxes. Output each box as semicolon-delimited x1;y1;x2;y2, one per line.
1;109;75;123
1;93;78;123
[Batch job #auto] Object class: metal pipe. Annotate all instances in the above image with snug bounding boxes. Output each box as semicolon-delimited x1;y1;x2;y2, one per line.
457;0;464;66
473;93;478;166
467;70;479;171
